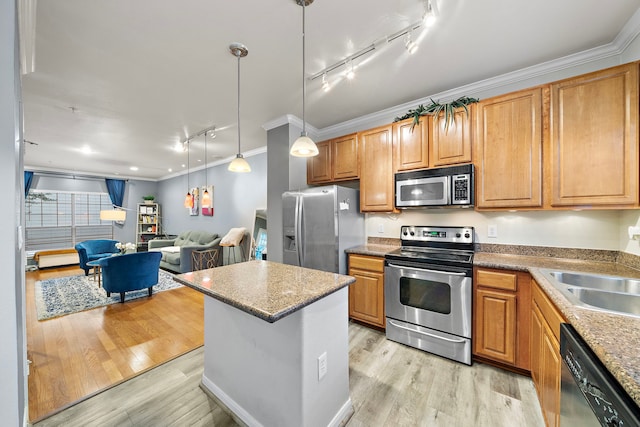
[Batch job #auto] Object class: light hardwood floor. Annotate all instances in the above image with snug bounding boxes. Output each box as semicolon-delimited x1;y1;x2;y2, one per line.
27;266;205;422
34;322;545;427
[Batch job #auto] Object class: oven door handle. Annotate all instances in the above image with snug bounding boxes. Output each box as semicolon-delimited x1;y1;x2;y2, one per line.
388;320;467;343
386;263;467;276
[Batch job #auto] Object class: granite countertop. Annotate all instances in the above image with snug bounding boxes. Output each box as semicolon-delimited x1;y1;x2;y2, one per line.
475;252;640;407
174;260;355;323
346;243;399;257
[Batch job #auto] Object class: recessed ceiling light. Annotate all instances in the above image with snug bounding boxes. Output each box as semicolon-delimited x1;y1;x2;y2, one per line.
181;164;186;168
130;166;139;171
168;168;173;172
81;145;91;155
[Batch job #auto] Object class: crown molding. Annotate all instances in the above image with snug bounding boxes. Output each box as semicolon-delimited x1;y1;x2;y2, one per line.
158;146;267;181
262;114;319;136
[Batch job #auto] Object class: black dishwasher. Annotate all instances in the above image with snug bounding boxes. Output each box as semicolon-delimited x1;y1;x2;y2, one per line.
560;324;640;427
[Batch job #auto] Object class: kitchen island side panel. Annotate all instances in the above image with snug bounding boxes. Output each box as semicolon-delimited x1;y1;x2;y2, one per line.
201;287;352;427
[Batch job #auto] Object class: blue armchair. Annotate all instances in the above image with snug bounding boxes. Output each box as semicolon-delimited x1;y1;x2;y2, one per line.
97;251;162;303
75;239;120;276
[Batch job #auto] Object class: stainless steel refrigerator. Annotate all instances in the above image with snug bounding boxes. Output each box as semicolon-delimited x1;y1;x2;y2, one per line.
282;185;365;274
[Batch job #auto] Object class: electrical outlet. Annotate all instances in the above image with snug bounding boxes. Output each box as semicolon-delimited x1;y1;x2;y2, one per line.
318;352;327;380
378;223;385;234
488;224;498;238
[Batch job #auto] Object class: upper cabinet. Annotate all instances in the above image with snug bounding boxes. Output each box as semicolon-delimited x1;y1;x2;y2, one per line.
429;107;473;167
548;63;639;208
474;87;544;209
307;133;359;185
359;124;395;212
393;117;429;172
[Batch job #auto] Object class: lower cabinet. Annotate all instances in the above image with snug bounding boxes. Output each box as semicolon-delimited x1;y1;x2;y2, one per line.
348;254;385;328
531;279;565;427
473;267;531;370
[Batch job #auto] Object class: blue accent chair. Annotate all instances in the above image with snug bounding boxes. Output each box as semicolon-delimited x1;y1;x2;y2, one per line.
75;239;120;276
97;251;162;303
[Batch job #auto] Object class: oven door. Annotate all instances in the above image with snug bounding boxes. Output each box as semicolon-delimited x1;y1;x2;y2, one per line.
384;260;471;338
395;176;450;207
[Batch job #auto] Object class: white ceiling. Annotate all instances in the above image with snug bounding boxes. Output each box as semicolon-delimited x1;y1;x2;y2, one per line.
21;0;640;180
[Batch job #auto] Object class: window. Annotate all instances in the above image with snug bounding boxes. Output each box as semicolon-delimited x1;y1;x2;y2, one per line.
25;191;114;252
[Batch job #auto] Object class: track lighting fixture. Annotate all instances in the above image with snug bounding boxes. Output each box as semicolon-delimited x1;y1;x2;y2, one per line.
322;73;330;92
405;32;418;55
308;1;440;86
290;0;319;158
346;59;355;80
423;0;438;27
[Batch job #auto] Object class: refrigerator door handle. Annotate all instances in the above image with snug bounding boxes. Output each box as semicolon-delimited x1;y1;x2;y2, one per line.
295;195;303;267
293;194;302;267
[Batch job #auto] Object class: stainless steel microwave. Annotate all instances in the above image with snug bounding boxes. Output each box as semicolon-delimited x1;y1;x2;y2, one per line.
395;164;474;208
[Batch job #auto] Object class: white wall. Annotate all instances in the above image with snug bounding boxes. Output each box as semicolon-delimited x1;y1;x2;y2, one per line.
367;210;627;250
158;152;267;238
1;1;26;424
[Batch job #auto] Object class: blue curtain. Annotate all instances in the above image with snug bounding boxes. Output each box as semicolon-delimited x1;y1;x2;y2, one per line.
24;171;34;198
105;178;126;207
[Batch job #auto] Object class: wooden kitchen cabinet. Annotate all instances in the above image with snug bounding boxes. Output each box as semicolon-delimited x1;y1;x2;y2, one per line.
474;87;543;209
531;279;566;427
359;124;395;212
473;267;531;371
429;107;473;167
548;63;639;208
393;117;429;172
307;133;359;184
348;254;385;328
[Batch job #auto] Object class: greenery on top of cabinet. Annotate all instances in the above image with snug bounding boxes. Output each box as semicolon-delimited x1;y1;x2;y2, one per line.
394;96;479;132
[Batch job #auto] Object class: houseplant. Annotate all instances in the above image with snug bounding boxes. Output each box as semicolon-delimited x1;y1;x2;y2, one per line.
142;195;155;205
394;96;479;132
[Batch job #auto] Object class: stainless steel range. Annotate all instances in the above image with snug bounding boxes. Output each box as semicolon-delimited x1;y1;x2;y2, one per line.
384;226;474;365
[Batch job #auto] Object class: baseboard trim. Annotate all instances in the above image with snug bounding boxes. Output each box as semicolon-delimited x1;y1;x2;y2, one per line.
200;374;261;427
200;374;354;427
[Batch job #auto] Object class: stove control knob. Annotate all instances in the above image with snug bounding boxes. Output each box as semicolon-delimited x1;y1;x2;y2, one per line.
403;230;408;236
456;233;461;238
464;233;470;238
410;231;415;236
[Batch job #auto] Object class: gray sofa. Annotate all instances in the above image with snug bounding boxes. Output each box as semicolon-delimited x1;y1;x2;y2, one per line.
148;230;221;273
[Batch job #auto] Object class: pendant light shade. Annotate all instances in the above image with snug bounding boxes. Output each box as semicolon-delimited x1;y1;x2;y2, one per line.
184;192;193;208
229;43;251;173
290;134;319;157
229;154;251;172
290;0;318;158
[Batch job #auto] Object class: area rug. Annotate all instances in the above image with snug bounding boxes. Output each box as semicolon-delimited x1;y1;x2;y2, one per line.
35;270;182;321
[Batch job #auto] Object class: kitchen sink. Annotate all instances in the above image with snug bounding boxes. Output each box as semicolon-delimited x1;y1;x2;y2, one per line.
548;271;640;295
539;269;640;318
566;287;640;317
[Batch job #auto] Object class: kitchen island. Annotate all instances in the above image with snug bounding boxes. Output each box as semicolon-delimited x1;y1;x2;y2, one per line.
175;260;356;427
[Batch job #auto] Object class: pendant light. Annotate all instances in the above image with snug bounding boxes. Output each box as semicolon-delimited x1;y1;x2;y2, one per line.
228;43;251;173
183;139;194;208
290;0;319;158
201;129;212;208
